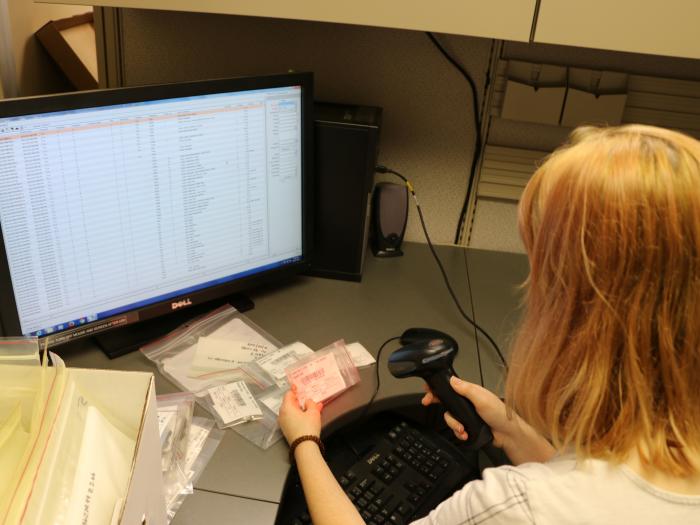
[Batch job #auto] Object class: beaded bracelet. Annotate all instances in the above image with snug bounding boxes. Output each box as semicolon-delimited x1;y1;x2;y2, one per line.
289;434;325;464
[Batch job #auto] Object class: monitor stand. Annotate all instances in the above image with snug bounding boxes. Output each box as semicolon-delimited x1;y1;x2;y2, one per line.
93;293;254;359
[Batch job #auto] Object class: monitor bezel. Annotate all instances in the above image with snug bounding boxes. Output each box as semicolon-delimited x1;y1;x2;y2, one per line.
0;72;314;347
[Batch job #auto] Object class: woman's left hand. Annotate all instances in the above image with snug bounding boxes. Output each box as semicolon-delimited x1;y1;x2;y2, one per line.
278;387;323;445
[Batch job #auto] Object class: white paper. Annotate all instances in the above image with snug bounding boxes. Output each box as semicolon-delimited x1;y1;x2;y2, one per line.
288;353;347;406
64;406;135;525
208;381;262;425
208;317;275;347
161;320;278;393
189;337;274;376
346;342;376;368
257;342;314;381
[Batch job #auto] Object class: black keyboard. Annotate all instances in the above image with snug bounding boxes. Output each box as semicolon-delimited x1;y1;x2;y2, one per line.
275;412;480;525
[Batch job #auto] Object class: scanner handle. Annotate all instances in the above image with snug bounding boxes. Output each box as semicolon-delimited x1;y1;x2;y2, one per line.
427;369;493;450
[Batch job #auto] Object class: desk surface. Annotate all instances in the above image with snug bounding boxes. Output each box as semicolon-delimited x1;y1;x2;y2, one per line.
60;242;528;524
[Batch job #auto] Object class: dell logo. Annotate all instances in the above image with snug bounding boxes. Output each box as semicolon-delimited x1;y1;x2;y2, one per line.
171;298;192;310
366;453;381;465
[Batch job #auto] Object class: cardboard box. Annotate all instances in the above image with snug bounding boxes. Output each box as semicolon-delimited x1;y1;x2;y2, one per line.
69;368;167;525
35;12;98;90
0;366;166;524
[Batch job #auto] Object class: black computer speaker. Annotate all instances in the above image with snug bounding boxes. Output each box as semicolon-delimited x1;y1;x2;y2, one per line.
308;103;382;281
370;182;408;257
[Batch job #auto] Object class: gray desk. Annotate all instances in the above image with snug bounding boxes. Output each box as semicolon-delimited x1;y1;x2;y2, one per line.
61;242;528;524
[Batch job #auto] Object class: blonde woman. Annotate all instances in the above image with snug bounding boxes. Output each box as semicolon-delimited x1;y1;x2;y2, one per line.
279;124;700;524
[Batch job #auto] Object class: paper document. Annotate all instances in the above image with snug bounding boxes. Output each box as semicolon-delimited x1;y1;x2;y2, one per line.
288;353;346;406
189;337;274;376
346;342;376;368
64;406;135;525
208;381;262;426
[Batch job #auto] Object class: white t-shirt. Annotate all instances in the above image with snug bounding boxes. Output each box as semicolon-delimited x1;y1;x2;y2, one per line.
410;455;700;524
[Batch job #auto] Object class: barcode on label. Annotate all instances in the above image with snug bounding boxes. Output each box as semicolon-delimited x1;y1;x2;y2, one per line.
300;368;325;385
232;390;246;407
270;353;292;366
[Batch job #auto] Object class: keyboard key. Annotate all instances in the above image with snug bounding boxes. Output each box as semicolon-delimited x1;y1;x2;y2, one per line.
358;477;374;490
388;512;402;524
368;504;380;514
339;476;351;487
375;515;386;524
370;482;386;496
397;503;414;516
346;470;357;481
361;510;373;521
300;512;311;523
351;487;363;498
388;431;398;440
357;497;369;509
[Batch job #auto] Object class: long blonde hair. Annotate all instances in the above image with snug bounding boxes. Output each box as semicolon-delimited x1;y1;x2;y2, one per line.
506;124;700;476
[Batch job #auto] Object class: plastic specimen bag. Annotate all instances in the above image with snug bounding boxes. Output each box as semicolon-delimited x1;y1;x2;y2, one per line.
285;340;360;406
164;417;223;523
0;337;40;366
141;305;285;448
0;341;140;525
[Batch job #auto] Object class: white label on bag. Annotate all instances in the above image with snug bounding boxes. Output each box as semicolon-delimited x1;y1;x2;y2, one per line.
257;342;314;380
184;422;212;473
156;409;177;440
190;337;274;376
288;353;346;406
346;342;376;367
208;380;262;425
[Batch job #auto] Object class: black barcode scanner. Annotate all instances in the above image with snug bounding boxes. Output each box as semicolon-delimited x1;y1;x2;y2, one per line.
388;328;494;451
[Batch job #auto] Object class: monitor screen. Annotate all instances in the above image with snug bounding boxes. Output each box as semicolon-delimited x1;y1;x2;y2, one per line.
0;73;313;349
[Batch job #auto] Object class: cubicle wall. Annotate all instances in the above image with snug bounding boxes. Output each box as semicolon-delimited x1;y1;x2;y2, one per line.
101;8;700;249
99;8;493;246
470;42;700;253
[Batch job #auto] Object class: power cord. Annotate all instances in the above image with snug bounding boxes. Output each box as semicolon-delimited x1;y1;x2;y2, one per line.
375;165;508;377
357;336;401;424
425;32;487;244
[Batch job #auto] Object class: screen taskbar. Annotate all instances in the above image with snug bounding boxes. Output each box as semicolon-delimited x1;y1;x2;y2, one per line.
27;255;302;337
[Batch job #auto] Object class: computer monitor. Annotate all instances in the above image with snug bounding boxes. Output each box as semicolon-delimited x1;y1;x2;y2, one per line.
0;72;313;356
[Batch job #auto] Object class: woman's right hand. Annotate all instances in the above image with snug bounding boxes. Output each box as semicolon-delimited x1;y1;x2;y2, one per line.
422;376;556;465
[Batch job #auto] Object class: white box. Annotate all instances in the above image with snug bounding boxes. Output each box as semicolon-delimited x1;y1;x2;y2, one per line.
1;366;167;525
68;368;167;525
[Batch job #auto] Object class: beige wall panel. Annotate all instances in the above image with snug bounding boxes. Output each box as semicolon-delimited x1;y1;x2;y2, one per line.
115;10;493;245
39;0;537;41
535;0;700;60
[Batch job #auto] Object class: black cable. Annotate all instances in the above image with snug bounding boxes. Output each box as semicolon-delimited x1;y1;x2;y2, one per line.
376;165;508;373
425;32;485;244
462;248;484;386
357;336;401;423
